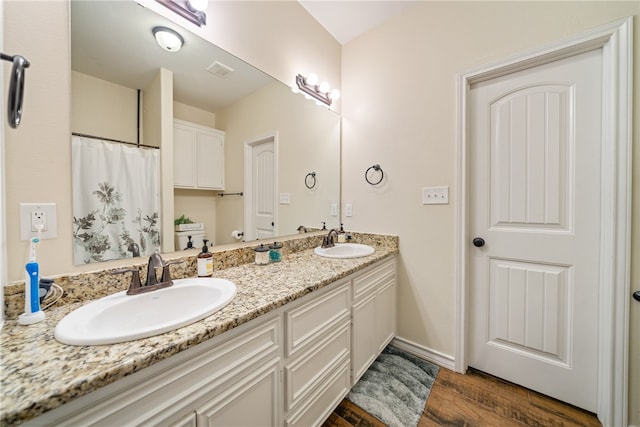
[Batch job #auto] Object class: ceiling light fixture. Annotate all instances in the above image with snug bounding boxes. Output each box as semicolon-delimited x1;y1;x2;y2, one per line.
295;73;340;107
156;0;207;27
152;26;185;52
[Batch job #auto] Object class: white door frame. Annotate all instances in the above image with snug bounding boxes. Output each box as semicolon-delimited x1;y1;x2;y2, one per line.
455;17;632;426
243;132;279;241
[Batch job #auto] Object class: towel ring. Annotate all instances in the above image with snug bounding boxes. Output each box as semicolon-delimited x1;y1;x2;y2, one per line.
305;172;317;189
365;164;384;185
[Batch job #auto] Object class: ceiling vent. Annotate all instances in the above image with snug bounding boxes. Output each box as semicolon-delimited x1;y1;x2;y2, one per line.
206;61;234;78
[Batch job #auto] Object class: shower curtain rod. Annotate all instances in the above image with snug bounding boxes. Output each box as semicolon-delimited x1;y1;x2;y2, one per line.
72;132;159;150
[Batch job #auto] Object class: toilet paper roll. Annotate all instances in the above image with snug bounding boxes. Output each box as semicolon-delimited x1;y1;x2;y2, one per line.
231;230;244;240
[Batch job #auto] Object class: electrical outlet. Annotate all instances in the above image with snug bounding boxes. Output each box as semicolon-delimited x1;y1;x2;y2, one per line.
345;203;353;217
20;203;58;240
422;186;449;205
331;203;338;216
31;210;47;232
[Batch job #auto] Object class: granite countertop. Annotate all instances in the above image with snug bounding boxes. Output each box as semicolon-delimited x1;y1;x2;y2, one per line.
0;244;397;426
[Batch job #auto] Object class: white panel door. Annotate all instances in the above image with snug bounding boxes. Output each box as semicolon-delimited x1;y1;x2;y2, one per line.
469;49;602;411
251;140;276;240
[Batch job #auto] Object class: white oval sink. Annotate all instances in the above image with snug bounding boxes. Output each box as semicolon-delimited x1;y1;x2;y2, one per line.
314;243;375;259
55;278;236;346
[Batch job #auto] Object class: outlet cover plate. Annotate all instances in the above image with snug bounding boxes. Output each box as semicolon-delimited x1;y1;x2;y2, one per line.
345;203;353;217
422;186;449;205
20;203;58;240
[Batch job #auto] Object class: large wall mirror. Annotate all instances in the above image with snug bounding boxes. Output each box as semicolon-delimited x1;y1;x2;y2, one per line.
70;1;340;264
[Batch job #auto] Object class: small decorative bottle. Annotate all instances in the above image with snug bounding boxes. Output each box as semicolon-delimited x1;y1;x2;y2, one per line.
269;242;282;262
254;244;269;265
337;224;346;243
197;239;213;277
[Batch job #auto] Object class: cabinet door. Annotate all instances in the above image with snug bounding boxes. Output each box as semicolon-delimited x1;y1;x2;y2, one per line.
196;130;224;190
351;292;377;382
375;280;396;353
174;124;196;187
196;357;280;427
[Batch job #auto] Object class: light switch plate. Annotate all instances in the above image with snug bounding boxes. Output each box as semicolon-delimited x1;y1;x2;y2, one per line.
279;193;290;204
345;203;353;217
20;203;58;240
422;186;449;205
331;203;338;216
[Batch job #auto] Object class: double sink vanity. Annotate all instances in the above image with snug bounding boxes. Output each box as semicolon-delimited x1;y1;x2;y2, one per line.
1;232;398;427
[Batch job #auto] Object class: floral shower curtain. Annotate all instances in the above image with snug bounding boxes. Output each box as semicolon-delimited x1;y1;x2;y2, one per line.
72;136;160;264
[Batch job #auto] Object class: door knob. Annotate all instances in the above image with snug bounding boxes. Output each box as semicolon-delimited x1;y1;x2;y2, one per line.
633;291;640;302
472;237;485;247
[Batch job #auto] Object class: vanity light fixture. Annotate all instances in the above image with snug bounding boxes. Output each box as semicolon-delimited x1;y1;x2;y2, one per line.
295;73;340;107
156;0;207;27
152;26;185;52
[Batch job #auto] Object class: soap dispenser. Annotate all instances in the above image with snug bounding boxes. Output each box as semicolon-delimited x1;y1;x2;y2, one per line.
197;239;213;277
184;235;194;250
337;224;346;243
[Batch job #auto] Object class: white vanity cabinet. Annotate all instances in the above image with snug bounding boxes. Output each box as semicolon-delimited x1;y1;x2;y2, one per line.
26;256;397;427
173;119;225;190
351;257;397;382
26;316;281;427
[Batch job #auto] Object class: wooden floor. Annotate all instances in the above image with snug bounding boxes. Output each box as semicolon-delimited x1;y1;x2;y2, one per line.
322;367;601;427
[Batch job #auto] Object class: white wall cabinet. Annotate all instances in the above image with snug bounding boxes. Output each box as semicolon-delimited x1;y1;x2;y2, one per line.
27;256;396;427
173;119;225;190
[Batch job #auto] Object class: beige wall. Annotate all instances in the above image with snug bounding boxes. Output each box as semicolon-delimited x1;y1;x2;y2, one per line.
215;81;340;244
173;101;215;128
3;0;72;282
2;0;340;282
341;2;639;424
0;0;5;323
173;188;217;247
71;71;138;144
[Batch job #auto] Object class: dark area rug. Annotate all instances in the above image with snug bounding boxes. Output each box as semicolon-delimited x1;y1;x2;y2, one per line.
346;345;439;427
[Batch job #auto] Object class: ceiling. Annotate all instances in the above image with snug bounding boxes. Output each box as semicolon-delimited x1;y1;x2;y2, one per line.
298;1;417;45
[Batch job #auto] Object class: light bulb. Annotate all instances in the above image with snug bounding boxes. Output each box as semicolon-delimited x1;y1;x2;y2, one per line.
318;82;330;93
305;73;318;86
187;0;208;12
329;89;341;100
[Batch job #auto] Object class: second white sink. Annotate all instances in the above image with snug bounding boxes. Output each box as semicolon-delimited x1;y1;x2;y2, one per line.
55;277;236;346
314;243;375;259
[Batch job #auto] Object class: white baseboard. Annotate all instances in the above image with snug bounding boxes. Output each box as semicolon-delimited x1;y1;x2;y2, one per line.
391;336;456;371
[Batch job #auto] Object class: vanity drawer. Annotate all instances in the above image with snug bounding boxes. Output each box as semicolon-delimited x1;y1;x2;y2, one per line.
285;280;350;357
284;321;350;412
353;257;395;300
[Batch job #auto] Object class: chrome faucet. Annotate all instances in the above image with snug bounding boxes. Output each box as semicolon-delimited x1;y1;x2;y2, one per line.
321;229;339;248
113;253;183;295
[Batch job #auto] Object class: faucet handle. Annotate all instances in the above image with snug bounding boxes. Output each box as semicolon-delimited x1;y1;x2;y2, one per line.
161;259;184;283
112;268;142;293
